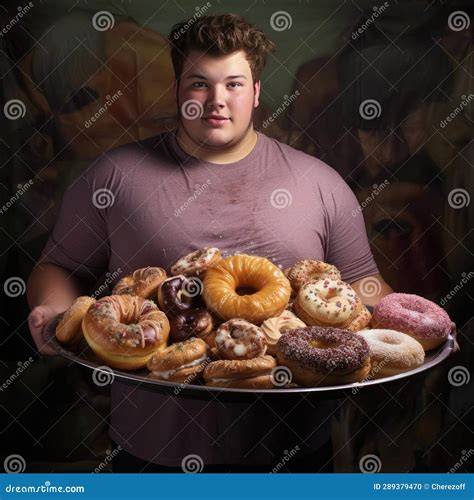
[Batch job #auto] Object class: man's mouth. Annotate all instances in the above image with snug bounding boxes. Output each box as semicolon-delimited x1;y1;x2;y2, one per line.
203;115;230;127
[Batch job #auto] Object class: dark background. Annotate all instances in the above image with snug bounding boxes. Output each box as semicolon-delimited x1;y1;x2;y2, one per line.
0;0;472;472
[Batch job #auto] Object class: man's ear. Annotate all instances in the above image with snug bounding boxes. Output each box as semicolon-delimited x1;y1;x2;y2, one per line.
253;80;261;108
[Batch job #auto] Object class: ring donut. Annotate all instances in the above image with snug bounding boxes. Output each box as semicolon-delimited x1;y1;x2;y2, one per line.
294;278;362;328
215;318;267;360
169;309;213;343
157;275;204;315
112;267;167;299
55;296;96;345
82;295;170;370
345;305;372;332
170;247;221;277
203;254;291;324
372;293;455;350
286;260;341;291
276;326;371;386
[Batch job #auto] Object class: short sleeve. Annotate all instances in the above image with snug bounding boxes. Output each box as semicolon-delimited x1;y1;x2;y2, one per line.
324;174;379;283
40;172;110;282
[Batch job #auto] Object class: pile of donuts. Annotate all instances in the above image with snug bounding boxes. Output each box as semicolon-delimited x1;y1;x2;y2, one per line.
55;248;456;389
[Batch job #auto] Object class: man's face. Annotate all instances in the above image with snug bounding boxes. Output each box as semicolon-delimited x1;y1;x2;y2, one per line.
176;49;260;149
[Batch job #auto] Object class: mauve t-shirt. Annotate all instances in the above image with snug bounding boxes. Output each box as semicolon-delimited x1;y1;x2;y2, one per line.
41;130;379;466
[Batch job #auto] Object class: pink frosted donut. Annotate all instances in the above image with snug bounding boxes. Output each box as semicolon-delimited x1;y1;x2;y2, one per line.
372;293;455;351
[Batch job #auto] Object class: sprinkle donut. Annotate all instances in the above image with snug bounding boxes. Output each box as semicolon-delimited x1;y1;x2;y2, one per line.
285;260;341;291
276;326;371;386
345;305;372;332
215;318;267;360
112;267;167;299
294;278;362;328
357;329;425;378
372;293;455;350
170;247;221;277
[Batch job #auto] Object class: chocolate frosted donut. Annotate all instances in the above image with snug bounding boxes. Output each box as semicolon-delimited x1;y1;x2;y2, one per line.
276;327;371;386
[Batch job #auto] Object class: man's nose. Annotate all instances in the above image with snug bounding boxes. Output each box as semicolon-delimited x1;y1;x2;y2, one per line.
206;85;225;108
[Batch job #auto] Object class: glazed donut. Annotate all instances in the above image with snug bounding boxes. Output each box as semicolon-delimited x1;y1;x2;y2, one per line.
276;327;371;386
147;337;210;383
372;293;455;350
112;267;167;299
294;278;362;328
168;309;214;343
357;329;425;378
157;275;203;315
345;305;372;332
170;247;221;277
203;355;277;388
55;296;96;345
215;319;267;360
203;254;291;324
286;260;341;291
82;295;170;370
260;310;306;356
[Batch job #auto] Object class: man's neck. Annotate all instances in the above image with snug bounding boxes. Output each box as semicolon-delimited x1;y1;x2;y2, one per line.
175;127;258;164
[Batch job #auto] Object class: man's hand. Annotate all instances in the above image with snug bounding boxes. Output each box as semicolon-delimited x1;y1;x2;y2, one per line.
350;273;394;307
28;303;68;356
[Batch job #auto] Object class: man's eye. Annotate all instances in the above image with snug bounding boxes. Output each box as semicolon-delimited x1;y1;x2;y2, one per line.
228;82;242;88
193;82;207;88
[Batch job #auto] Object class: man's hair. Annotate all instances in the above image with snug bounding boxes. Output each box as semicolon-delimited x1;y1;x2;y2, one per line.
168;13;275;83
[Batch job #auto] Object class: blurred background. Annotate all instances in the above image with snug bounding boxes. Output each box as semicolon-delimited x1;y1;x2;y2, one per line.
0;0;472;472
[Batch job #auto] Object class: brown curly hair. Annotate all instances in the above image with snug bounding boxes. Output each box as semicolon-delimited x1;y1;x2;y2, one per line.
168;13;275;83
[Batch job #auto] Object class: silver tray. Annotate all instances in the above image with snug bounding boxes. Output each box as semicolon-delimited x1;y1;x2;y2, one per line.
44;313;456;402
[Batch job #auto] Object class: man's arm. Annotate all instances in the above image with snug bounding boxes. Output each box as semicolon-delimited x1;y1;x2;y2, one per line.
350;273;394;307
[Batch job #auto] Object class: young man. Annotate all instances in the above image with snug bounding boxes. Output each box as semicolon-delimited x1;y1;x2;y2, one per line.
27;14;393;472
